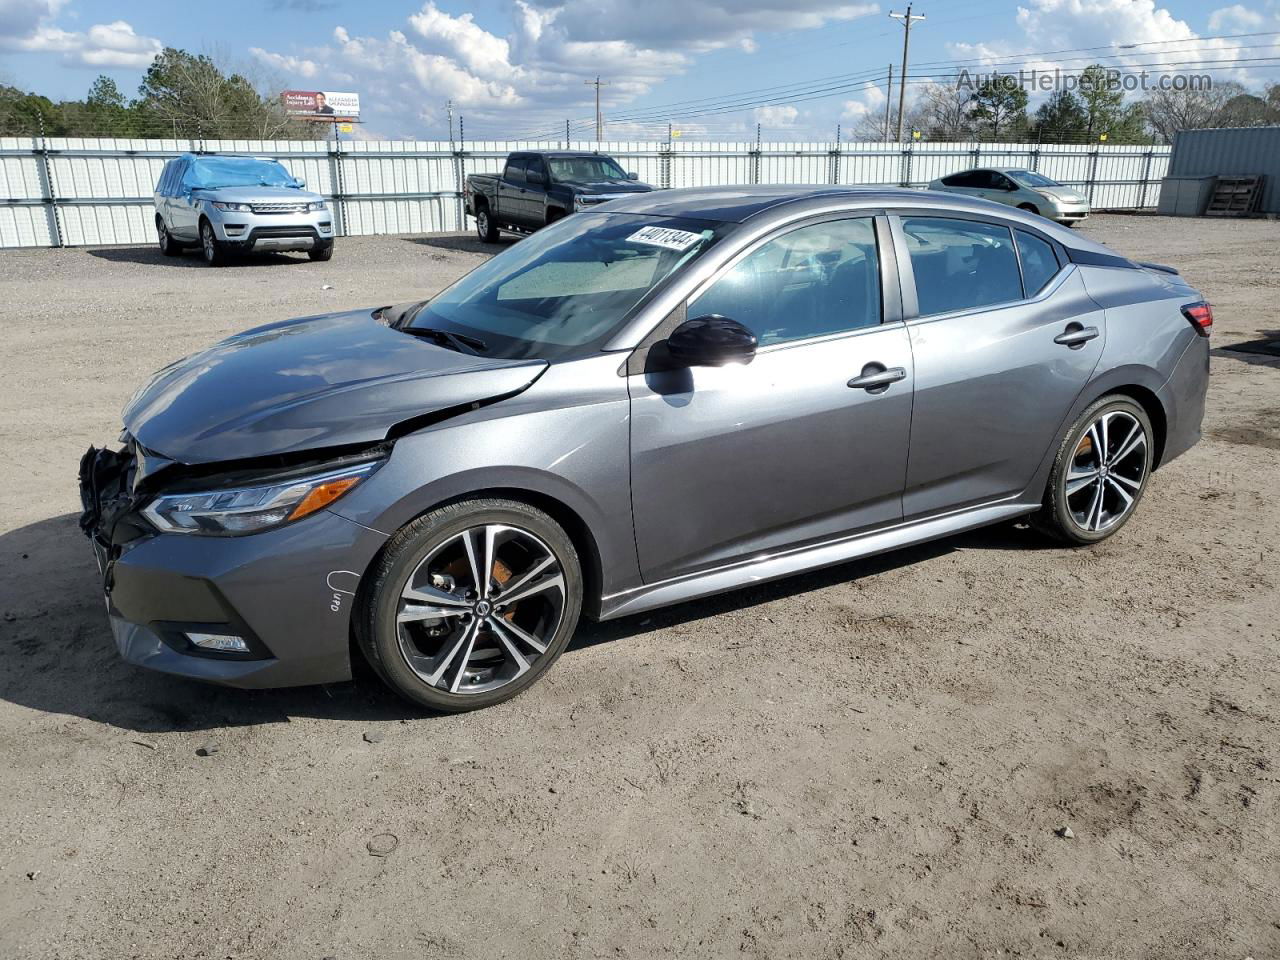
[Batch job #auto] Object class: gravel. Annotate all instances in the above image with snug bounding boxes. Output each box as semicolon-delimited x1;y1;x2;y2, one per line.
1;217;1277;959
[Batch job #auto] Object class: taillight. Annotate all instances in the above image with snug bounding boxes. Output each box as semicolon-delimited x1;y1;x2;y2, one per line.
1182;301;1213;337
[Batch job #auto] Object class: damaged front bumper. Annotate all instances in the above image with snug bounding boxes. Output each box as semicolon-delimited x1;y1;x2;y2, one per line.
78;442;388;688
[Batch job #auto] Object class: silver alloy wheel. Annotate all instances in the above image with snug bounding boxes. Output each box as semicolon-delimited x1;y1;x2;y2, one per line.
396;524;566;695
476;209;489;239
1064;409;1148;533
201;223;216;261
157;220;169;252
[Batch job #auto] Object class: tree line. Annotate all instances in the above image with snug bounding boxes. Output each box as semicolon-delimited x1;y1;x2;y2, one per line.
0;48;313;139
854;63;1280;144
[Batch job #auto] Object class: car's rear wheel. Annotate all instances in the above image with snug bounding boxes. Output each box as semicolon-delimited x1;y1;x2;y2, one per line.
156;216;181;256
359;498;583;712
1033;396;1153;544
475;205;499;243
200;220;228;266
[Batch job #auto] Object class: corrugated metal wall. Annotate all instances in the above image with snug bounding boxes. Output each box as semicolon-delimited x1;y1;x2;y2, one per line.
1168;127;1280;213
0;136;1171;249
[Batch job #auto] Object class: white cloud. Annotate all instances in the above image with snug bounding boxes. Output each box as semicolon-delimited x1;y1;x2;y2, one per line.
0;3;161;68
754;104;799;127
250;47;322;80
249;1;882;137
1207;4;1266;30
841;81;887;119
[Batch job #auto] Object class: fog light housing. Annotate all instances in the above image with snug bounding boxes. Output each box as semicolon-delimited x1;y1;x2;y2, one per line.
187;631;249;654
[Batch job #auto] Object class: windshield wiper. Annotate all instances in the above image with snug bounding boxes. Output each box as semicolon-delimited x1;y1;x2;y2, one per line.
404;327;488;355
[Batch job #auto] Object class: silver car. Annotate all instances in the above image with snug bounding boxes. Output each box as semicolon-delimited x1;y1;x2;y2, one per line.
153;154;335;265
80;186;1209;712
929;167;1090;226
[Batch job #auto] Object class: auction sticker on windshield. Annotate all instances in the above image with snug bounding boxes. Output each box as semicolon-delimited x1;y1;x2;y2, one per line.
626;226;704;251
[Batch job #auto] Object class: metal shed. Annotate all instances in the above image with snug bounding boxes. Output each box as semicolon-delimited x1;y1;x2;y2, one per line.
1167;126;1280;214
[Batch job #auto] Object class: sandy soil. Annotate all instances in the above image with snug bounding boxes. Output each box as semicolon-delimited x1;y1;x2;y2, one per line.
1;217;1277;960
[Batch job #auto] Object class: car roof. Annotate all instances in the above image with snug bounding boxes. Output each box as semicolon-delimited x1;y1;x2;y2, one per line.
513;151;618;159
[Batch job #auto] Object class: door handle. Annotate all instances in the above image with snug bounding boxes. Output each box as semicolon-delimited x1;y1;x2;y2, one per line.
847;365;907;393
1053;324;1099;348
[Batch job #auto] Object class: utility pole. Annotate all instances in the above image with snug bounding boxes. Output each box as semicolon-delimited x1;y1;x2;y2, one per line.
585;76;609;141
888;4;925;143
884;64;894;143
447;99;454;148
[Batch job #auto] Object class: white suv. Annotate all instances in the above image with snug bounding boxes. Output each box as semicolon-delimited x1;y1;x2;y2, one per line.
154;154;335;265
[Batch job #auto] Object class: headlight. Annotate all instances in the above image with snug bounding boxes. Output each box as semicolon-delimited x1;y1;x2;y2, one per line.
142;461;380;535
308;201;328;212
212;201;253;212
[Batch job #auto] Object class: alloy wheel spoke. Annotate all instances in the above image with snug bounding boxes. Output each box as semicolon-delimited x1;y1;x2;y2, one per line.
492;614;549;655
489;619;533;674
1111;423;1146;466
498;572;564;608
1111;471;1142;491
397;603;466;624
402;584;470;608
1086;479;1106;531
1099;413;1112;463
494;555;555;603
1106;476;1135;512
1066;467;1100;496
424;618;479;687
446;619;483;693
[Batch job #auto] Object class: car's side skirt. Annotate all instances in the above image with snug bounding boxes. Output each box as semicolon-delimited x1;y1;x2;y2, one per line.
598;500;1036;621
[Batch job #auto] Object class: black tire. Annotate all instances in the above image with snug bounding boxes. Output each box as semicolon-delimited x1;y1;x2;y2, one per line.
1031;395;1154;545
475;204;500;243
1017;202;1041;216
199;219;228;266
1064;220;1082;229
156;216;181;256
358;498;583;712
308;243;333;262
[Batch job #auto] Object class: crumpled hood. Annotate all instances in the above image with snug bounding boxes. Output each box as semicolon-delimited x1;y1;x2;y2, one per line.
558;178;653;195
123;310;546;465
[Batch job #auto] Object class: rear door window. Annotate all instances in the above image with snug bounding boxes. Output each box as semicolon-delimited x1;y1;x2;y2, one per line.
504;158;526;184
901;216;1023;317
1015;229;1061;296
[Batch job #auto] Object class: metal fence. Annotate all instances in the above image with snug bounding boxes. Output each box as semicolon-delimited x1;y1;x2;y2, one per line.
0;137;1171;249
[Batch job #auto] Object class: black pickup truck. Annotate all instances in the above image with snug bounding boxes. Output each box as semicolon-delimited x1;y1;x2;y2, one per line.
463;150;654;242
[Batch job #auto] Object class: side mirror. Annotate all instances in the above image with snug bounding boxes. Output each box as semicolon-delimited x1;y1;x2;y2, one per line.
666;315;757;367
295;177;306;189
626;171;639;181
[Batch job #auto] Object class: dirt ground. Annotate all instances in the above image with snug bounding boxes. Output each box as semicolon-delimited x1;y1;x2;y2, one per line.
0;216;1277;960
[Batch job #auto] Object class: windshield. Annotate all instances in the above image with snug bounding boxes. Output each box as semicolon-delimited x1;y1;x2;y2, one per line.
187;157;298;189
1008;170;1060;189
408;213;728;360
548;157;629;182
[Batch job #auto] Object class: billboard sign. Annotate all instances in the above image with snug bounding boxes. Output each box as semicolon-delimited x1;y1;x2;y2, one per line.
282;90;361;120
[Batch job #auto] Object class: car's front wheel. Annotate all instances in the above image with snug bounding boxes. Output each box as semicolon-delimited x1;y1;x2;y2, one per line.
1033;395;1154;544
308;242;333;262
359;498;583;712
200;220;228;266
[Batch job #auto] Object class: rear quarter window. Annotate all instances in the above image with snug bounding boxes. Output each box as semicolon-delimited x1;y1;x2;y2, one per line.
1015;230;1061;296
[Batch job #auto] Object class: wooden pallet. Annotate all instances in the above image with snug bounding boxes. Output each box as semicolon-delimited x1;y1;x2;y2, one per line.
1204;175;1265;216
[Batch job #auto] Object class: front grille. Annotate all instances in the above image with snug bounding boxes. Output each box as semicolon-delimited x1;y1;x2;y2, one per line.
250;202;308;215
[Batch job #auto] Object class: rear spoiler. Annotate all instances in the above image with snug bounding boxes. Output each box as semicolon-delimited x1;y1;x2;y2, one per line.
1135;260;1180;276
1066;249;1183;276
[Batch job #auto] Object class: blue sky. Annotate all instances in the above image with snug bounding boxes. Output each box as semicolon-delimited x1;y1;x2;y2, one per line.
1;0;1276;139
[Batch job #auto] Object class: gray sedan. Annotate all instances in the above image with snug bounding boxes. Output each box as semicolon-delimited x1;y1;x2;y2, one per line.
80;186;1209;711
929;167;1090;225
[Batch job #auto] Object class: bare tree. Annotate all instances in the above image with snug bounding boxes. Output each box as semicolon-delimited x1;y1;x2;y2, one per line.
913;79;975;140
1142;81;1248;143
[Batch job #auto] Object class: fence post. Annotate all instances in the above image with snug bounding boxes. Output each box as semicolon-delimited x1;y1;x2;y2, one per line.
329;134;348;237
35;113;63;248
900;142;913;187
1086;147;1099;205
830;125;841;184
751;124;762;185
1137;147;1154;209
